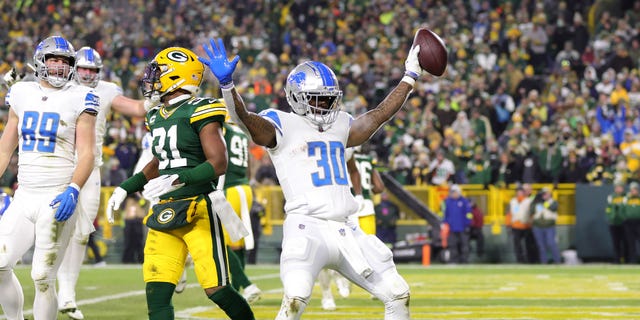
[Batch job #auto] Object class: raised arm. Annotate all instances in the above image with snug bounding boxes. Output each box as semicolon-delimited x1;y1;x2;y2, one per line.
347;45;422;148
199;38;276;148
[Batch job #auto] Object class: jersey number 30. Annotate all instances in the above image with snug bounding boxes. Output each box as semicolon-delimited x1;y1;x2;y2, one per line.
21;111;59;153
308;141;348;186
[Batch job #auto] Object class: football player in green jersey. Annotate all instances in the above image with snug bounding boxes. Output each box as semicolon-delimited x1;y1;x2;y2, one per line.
174;119;262;303
106;47;254;320
347;146;384;235
219;120;263;303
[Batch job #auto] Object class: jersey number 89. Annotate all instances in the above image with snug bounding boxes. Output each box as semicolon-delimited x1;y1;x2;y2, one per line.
21;111;59;153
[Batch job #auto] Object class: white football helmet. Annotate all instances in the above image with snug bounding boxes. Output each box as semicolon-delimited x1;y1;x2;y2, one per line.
33;36;76;87
75;46;103;88
284;61;343;128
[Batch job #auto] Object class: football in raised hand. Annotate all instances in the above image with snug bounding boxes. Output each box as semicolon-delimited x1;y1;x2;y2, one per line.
412;28;448;77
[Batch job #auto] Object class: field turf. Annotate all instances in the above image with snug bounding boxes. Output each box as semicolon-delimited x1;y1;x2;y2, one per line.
4;264;640;319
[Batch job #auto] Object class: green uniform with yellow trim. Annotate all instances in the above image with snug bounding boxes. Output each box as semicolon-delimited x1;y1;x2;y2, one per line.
142;96;230;289
221;122;253;253
351;152;377;235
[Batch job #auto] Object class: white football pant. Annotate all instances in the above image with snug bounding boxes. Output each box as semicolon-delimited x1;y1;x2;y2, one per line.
58;168;101;309
0;187;78;320
275;214;410;320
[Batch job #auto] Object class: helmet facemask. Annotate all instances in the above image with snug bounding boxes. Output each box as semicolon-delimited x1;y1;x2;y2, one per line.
74;47;103;88
139;47;204;101
285;61;343;129
139;61;163;99
290;90;342;127
33;36;75;88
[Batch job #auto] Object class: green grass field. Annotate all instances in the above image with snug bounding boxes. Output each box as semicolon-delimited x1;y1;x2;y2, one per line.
6;264;640;319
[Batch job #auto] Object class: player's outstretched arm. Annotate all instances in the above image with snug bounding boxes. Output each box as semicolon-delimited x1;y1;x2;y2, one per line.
347;45;422;148
199;38;277;148
111;95;147;117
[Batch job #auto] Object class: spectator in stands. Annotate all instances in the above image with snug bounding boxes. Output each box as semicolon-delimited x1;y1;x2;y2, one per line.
429;148;455;186
536;135;563;183
375;191;400;246
442;185;472;264
606;182;628;263
508;184;538;263
559;150;587;183
466;146;491;187
531;187;561;264
623;182;640;263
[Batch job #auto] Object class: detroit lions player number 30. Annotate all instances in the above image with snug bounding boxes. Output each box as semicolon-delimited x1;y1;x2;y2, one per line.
199;34;424;319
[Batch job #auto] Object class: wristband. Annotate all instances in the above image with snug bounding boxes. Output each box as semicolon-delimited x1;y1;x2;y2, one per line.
220;81;235;90
69;182;80;192
120;172;148;194
401;75;416;87
177;161;216;186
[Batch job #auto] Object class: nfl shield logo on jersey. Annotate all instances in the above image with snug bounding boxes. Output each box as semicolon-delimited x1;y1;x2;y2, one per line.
339;228;346;236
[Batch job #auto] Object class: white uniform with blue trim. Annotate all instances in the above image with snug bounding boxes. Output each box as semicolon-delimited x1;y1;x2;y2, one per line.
261;109;409;320
75;80;123;236
261;109;358;221
6;82;98;189
0;81;98;313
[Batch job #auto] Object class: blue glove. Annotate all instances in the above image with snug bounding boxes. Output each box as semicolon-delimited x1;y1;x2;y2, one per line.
199;38;240;87
50;183;80;222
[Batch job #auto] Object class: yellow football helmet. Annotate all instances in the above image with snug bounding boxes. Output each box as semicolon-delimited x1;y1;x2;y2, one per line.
140;47;204;99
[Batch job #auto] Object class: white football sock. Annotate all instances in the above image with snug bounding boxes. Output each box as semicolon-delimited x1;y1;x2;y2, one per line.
58;237;86;307
0;270;25;320
33;278;57;320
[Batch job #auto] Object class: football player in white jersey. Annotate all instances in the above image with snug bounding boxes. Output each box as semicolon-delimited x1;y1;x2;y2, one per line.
200;37;423;320
0;35;98;320
56;46;147;320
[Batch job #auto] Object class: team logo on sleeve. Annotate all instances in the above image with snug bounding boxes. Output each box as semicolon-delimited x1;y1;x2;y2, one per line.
157;208;176;224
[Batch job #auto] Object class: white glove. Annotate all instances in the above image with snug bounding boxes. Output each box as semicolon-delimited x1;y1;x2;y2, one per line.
209;190;249;242
3;68;23;87
403;45;422;85
142;174;184;201
143;94;161;111
106;187;127;224
354;195;366;213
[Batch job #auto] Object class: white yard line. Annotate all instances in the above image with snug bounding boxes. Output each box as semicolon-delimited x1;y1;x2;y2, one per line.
0;272;280;319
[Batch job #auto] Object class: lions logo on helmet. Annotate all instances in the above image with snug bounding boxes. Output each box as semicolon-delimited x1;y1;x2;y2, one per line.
75;47;103;88
140;47;204;100
284;61;343;130
33;36;76;87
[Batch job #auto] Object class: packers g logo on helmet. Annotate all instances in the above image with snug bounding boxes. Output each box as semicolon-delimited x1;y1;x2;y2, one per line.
157;208;176;224
166;50;189;62
140;47;204;99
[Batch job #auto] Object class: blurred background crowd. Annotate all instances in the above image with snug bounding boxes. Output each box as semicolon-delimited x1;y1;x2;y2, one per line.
1;0;640;191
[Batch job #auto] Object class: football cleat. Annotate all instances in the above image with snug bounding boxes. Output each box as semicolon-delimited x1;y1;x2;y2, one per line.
336;276;351;298
321;296;337;311
242;284;262;304
60;301;84;320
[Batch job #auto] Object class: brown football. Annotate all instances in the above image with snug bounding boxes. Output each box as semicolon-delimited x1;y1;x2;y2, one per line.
411;28;448;77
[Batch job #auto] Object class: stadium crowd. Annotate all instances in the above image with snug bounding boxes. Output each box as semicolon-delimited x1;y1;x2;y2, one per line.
2;0;640;191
